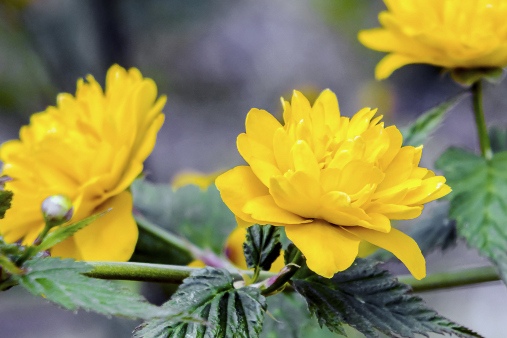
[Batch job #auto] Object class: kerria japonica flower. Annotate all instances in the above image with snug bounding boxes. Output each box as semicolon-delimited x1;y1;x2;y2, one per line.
0;65;166;261
215;89;450;279
359;0;507;80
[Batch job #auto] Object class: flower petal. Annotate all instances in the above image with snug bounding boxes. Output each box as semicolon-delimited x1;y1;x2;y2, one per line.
243;195;310;225
215;166;269;224
71;191;138;261
375;54;418;80
344;227;426;280
285;220;361;278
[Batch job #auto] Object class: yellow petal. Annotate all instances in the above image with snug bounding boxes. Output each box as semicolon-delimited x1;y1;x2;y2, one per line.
375;54;418;80
243;195;310;225
72;191;138;261
285;220;361;278
245;108;283;148
270;172;320;218
344;227;426;280
366;202;423;220
215;166;269;223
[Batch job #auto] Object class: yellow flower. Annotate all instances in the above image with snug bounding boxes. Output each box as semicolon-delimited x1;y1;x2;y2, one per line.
359;0;507;79
0;65;166;261
216;89;450;279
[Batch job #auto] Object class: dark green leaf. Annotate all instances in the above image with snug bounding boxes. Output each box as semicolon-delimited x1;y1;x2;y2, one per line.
38;210;109;252
131;179;236;259
134;267;266;338
244;225;282;271
450;67;504;86
0;189;12;219
14;257;163;319
436;148;507;283
292;258;483;338
401;94;464;147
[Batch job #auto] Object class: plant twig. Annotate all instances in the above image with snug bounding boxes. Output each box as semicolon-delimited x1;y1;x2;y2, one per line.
399;265;500;293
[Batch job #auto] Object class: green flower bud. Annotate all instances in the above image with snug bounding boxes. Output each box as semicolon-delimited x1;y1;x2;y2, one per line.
41;194;74;225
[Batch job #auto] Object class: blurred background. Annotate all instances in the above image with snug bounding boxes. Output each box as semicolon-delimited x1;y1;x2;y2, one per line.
0;0;506;337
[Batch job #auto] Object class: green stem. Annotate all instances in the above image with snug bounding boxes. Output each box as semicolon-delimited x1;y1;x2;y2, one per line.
86;261;275;283
471;80;493;160
399;266;499;293
134;214;195;258
86;261;500;294
260;250;303;296
134;214;237;270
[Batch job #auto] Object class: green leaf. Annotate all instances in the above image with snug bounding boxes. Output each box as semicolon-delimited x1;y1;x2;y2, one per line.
131;179;236;258
401;94;464;147
244;225;282;271
436;148;507;283
134;267;266;338
37;210;109;252
292;258;483;338
0;189;12;219
13;257;163;319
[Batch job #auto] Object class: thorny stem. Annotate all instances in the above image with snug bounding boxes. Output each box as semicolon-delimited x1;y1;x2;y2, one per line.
471;80;493;160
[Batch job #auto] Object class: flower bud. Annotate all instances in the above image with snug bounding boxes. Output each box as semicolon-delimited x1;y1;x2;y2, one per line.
41;194;74;225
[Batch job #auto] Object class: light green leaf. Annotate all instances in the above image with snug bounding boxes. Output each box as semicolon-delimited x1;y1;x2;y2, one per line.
13;257;164;319
244;225;282;271
37;210;109;252
292;258;483;338
401;94;464;147
134;267;266;338
0;189;12;219
436;148;507;283
131;179;236;257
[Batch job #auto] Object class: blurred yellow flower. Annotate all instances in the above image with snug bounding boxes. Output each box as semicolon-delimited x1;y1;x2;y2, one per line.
359;0;507;79
0;65;166;261
216;89;450;279
171;170;223;190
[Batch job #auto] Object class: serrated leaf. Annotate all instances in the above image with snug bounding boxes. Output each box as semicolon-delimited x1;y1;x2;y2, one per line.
0;189;12;219
400;94;464;147
13;257;163;319
436;148;507;283
134;267;266;338
37;210;109;252
131;179;236;259
244;225;282;271
292;258;483;338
